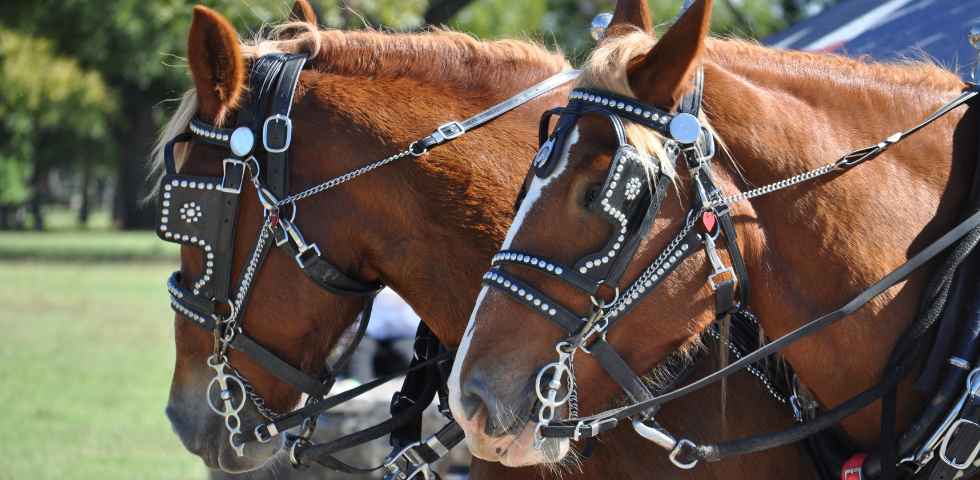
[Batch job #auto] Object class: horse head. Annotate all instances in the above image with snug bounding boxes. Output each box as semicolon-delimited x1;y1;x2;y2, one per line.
452;0;979;466
159;1;571;472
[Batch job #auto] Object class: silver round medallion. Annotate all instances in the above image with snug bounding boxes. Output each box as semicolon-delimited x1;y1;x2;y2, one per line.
229;127;254;157
668;113;701;144
591;13;613;41
971;21;980;48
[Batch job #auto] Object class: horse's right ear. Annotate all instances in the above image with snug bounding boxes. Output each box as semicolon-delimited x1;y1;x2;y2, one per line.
290;0;317;23
626;0;712;110
603;0;653;40
187;5;243;124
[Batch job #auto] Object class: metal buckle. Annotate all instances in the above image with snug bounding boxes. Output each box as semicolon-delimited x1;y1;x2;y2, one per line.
430;121;465;144
704;234;736;290
218;159;247;194
295;243;322;269
263;114;292;153
940;419;980;469
708;267;735;290
254;424;274;442
382;442;432;480
843;466;865;480
668;438;698;469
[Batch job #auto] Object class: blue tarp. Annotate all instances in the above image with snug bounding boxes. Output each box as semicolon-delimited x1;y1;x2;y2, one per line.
764;0;980;80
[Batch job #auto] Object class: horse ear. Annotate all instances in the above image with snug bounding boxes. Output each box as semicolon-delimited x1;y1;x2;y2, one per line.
290;0;317;23
281;0;318;39
627;0;712;110
187;5;243;124
604;0;653;40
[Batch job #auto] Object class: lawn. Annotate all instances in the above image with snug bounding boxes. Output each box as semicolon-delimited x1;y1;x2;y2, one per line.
0;251;209;478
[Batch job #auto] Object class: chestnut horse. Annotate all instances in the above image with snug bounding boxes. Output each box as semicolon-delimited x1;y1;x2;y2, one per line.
450;0;979;471
158;2;812;478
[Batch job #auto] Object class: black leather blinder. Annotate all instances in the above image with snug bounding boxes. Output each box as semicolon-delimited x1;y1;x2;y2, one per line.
155;158;246;304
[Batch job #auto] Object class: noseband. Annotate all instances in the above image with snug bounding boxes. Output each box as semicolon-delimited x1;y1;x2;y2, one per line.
157;51;579;469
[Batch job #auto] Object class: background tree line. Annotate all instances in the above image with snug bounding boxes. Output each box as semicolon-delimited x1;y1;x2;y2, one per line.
0;0;835;230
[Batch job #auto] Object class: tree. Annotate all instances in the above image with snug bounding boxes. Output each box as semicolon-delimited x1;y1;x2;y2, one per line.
0;28;115;230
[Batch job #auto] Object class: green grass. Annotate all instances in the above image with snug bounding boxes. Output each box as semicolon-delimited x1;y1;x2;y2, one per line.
0;230;179;261
0;259;209;480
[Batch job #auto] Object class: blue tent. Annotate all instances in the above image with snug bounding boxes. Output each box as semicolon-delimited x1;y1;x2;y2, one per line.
764;0;980;80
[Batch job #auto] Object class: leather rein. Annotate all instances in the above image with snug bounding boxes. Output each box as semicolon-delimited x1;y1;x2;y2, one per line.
156;50;579;474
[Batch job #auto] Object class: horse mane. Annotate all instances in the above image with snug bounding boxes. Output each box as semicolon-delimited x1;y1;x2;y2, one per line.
148;21;567;193
575;29;966;186
709;37;964;91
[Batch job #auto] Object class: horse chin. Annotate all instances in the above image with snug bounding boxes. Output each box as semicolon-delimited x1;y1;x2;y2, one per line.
499;422;569;467
461;413;569;466
166;392;282;472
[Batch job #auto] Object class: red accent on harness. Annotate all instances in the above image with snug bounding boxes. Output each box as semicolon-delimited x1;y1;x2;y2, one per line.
702;210;716;232
269;210;280;230
842;453;868;480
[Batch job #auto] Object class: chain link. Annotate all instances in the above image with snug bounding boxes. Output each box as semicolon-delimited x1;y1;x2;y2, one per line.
276;148;414;208
707;161;841;209
214;216;286;420
605;209;704;320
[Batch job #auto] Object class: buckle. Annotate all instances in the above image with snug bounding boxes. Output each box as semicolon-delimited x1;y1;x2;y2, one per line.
668;439;698;469
382;442;432;480
218;159;246;194
295;243;322;269
254;423;276;442
940;419;980;469
708;268;735;290
263;114;292;153
429;121;465;144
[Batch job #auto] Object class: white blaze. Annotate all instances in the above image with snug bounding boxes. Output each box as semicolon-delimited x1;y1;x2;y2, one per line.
448;127;579;455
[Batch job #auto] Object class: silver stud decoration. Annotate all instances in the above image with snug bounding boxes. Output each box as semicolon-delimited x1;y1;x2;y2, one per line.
625;177;642;201
180;202;203;223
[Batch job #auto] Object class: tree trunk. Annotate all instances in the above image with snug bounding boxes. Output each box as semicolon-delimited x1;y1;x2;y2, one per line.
422;0;476;26
79;151;95;226
30;164;44;231
113;87;160;230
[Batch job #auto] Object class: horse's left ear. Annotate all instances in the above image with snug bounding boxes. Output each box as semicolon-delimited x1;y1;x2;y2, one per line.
289;0;317;23
627;0;712;110
187;6;244;124
604;0;653;40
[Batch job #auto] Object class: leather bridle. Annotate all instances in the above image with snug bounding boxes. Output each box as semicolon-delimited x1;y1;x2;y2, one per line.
156;49;580;474
484;55;980;479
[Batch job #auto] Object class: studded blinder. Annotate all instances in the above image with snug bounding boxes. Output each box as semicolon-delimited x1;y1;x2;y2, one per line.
156;140;246;303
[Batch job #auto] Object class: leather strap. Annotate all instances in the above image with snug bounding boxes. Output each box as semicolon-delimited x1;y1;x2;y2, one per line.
546;205;980;432
264;54;308;200
413;70;580;153
843;453;868;480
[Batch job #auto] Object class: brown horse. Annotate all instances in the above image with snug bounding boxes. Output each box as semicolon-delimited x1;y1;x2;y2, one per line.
159;2;812;478
450;0;978;469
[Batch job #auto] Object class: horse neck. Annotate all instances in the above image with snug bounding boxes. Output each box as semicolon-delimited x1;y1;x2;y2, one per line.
359;74;571;347
700;39;976;448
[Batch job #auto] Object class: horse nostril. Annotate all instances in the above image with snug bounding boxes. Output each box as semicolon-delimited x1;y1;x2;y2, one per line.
461;374;491;421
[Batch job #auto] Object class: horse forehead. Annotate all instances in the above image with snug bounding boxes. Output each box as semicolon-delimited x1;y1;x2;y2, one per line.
501;127;579;251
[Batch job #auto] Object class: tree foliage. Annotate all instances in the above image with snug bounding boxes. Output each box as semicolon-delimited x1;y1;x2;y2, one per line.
0;28;115;206
0;0;835;225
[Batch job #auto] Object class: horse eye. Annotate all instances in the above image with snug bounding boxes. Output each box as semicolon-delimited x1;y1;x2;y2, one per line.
584;185;601;206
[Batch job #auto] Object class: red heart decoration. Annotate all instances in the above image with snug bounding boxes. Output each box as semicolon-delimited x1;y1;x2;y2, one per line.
703;211;716;232
270;210;280;230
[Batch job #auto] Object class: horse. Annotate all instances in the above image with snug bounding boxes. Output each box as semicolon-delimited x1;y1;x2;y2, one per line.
449;0;979;473
158;2;813;478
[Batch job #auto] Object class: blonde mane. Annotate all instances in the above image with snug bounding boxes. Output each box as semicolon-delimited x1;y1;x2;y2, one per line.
148;21;568;193
573;30;698;182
